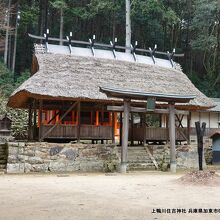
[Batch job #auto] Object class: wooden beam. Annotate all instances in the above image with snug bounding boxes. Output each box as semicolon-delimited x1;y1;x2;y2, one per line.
169;103;176;173
119;112;122;146
107;105;189;115
143;113;146;146
121;99;130;173
144;146;159;169
38;100;43;141
47;111;60;124
40;101;79;141
131;113;134;146
77;102;81;143
112;112;115;144
187;112;191;144
28;101;33;140
33;99;37;140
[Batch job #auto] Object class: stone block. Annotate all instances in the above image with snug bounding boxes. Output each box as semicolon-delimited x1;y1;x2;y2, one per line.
7;163;24;173
28;156;44;164
60;148;79;160
17;155;28;162
31;164;49;172
48;161;66;172
80;161;104;172
24;163;32;173
23;150;35;157
49;146;64;156
34;150;48;159
8;146;18;155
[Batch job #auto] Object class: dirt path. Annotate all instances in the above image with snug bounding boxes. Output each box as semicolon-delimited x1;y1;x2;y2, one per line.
0;172;219;220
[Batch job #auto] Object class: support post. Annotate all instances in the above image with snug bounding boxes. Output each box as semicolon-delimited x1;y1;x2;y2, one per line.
77;102;81;143
28;101;33;140
112;112;115;144
166;114;169;144
38;100;43;142
142;113;146;146
187;112;191;144
169;103;176;173
33;99;37;140
121;99;130;173
131;113;134;146
119;112;122;146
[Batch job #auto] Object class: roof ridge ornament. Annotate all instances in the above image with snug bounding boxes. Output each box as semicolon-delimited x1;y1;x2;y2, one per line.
110;37;117;59
89;35;96;57
167;48;175;68
149;44;157;64
131;41;138;62
66;32;73;54
43;29;50;53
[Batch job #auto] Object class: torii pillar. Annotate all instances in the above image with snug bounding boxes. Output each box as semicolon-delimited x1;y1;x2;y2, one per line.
120;99;130;173
169;103;176;173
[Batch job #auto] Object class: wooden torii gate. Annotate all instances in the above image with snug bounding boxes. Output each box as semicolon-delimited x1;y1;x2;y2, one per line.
100;87;195;173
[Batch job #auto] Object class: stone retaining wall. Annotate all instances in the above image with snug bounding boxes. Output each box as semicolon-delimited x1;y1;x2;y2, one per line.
6;142;209;173
7;142;119;173
142;144;207;170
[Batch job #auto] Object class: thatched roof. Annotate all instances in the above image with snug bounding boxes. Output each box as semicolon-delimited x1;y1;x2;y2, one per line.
8;48;214;110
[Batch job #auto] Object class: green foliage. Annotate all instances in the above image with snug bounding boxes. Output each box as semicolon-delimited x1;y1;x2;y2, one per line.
104;159;119;172
0;61;30;139
20;5;39;26
0;61;30;96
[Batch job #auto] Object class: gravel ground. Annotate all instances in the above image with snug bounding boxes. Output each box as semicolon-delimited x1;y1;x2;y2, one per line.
0;172;220;220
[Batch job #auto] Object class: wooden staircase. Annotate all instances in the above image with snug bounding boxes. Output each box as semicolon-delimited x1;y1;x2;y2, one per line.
118;146;158;171
0;144;7;173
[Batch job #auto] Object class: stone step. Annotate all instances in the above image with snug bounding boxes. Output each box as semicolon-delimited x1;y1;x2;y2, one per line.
0;165;6;169
128;160;153;164
128;163;156;171
127;154;151;159
0;147;7;150
0;170;5;175
118;147;145;151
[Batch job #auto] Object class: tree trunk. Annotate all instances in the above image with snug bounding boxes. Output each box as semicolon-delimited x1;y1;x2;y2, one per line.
59;7;64;45
125;0;131;53
4;0;12;65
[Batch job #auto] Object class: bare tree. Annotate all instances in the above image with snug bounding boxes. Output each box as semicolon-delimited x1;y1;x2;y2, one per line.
0;0;14;66
125;0;131;53
51;0;67;45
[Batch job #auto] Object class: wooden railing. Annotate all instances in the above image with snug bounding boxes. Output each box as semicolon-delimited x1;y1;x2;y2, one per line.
80;125;112;139
190;128;219;137
41;124;112;140
41;125;78;139
130;127;188;141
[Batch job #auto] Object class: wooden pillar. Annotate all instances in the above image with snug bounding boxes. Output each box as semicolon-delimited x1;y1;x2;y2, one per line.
142;113;146;146
166;114;169;144
131;113;134;146
169;103;176;173
33;99;37;140
119;112;122;146
95;111;99;126
38;100;43;142
112;112;115;144
187;112;191;144
121;99;130;173
28;101;33;140
77;102;81;143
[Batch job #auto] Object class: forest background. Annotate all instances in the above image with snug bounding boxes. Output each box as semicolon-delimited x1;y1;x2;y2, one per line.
0;0;219;138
